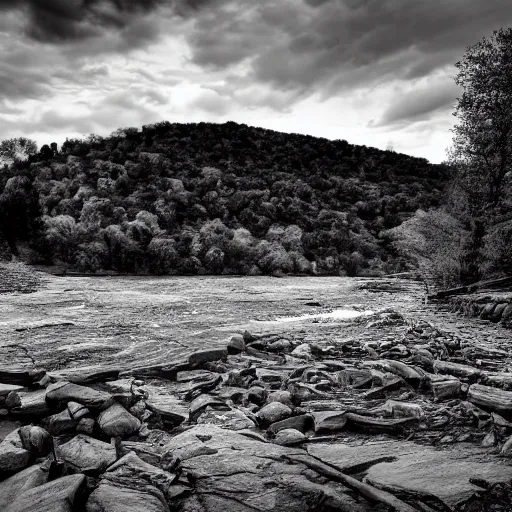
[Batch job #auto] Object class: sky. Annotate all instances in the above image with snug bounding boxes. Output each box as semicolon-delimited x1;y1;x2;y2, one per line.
0;1;511;164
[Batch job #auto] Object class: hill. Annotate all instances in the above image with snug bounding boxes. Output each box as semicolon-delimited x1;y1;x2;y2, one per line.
0;121;452;276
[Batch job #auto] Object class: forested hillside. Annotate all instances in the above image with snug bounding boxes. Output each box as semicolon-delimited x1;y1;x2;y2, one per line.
0;121;451;276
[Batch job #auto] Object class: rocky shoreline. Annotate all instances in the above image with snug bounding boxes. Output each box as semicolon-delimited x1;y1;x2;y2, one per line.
2;305;512;511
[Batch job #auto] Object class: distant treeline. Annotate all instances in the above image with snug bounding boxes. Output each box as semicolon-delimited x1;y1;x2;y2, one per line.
0;121;451;276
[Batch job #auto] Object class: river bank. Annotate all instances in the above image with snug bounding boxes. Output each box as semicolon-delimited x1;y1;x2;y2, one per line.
0;275;512;511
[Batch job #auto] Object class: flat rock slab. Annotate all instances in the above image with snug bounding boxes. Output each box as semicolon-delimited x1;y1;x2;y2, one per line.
10;390;51;418
308;440;424;474
46;381;113;410
364;446;512;509
57;434;117;474
0;383;24;397
6;473;86;512
165;425;360;512
146;394;188;428
0;464;49;511
87;483;170;512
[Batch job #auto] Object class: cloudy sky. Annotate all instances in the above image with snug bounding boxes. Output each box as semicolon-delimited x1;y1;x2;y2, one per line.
1;0;511;163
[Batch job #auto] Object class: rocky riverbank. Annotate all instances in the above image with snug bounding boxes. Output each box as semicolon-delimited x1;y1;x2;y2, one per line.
2;294;512;511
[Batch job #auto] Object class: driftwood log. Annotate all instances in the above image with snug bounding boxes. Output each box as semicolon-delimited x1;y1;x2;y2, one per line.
284;453;420;512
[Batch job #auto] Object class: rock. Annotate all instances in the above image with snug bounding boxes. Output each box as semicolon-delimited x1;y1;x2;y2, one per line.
77;417;95;435
4;391;21;409
64;368;120;385
0;463;49;511
434;360;482;382
481;431;496;447
188;348;228;368
98;402;141;437
371;400;424;419
166;425;357;512
268;414;313;434
215;386;246;403
99;451;176;504
431;377;462;401
255;368;286;387
146;395;188;428
129;401;146;420
247;386;268;406
500;435;512;456
267;339;292;352
227;334;245;354
0;430;32;477
6;473;86;512
189;395;230;422
57;434;117;474
501;303;512;324
0;369;45;388
274;428;305;446
46;381;113;410
9;390;51;418
67;401;89;421
345;412;418;434
266;390;294;408
365;445;512;509
337;369;373;389
18;426;52;456
491;303;508;322
0;383;24;398
42;409;75;436
480;302;496;320
290;343;312;360
197;407;256;430
0;420;22;441
363;360;424;387
468;384;512;419
119;441;162;466
312;411;347;434
256;402;292;428
86;483;169;512
309;440;423;474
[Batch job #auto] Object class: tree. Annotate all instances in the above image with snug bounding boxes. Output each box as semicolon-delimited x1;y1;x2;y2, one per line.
451;28;512;208
0;138;37;167
39;144;54;161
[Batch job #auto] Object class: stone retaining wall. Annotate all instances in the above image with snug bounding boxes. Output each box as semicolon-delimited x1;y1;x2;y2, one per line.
444;294;512;327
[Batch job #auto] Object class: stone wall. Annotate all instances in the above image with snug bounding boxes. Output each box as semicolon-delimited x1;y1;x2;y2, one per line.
445;294;512;327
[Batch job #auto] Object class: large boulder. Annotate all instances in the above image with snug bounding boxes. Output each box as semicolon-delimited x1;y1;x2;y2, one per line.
0;463;49;511
87;451;177;511
87;483;170;512
0;429;32;477
57;435;117;474
97;402;141;437
256;402;292;428
6;474;86;512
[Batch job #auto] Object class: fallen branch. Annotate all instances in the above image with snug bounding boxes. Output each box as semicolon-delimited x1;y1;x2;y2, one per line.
283;453;420;512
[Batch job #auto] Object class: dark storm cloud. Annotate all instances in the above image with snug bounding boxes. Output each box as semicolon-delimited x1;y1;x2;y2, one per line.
0;0;166;44
181;0;512;97
375;80;460;127
0;61;52;100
